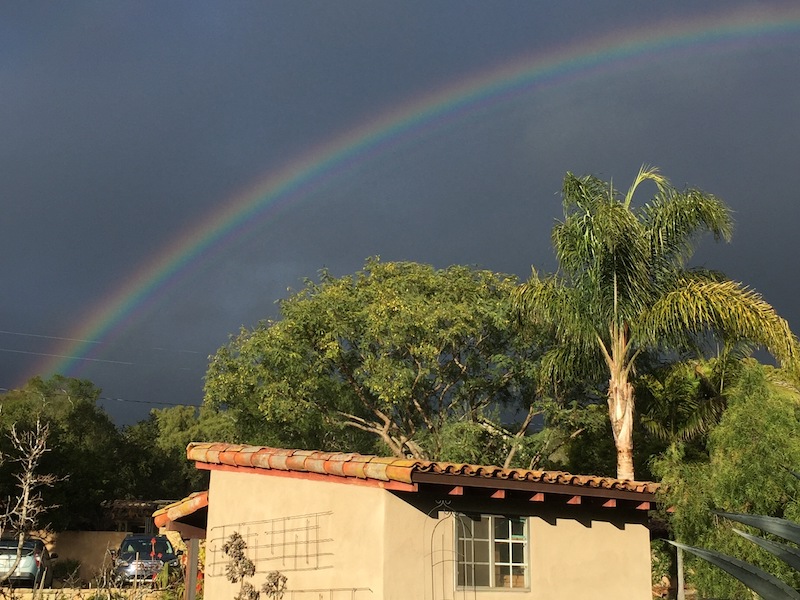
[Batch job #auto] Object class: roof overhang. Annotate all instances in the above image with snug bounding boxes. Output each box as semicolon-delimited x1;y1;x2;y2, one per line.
152;491;208;539
410;471;655;510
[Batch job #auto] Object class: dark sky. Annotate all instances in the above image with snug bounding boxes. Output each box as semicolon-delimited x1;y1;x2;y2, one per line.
3;2;800;425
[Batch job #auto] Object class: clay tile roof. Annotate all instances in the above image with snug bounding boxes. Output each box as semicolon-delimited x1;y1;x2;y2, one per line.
152;491;208;528
186;442;659;496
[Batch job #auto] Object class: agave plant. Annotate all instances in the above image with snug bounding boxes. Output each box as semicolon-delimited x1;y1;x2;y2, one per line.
669;470;800;599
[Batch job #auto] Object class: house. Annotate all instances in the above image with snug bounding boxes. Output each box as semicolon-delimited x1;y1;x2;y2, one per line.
170;442;658;600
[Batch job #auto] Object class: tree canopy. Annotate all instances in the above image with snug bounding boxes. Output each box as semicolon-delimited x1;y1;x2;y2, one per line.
515;167;799;480
0;376;221;529
654;361;800;598
0;376;125;529
204;258;556;466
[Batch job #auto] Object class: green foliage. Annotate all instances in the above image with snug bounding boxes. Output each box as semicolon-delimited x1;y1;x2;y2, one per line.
0;375;125;529
0;375;226;529
654;361;800;598
120;404;239;498
651;539;673;586
205;258;554;462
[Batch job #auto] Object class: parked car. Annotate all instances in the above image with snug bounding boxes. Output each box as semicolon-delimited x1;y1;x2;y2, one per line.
111;534;180;585
0;537;58;588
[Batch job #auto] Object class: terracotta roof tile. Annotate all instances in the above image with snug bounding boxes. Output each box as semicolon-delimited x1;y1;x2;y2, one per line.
187;442;659;496
152;491;208;528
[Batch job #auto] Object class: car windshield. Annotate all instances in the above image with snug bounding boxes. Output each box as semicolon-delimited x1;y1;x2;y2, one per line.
0;541;37;555
120;538;173;558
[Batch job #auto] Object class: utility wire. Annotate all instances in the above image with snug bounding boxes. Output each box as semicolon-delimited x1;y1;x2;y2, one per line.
0;387;199;407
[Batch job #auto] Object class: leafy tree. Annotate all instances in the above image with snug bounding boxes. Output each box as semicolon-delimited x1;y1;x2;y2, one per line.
654;361;800;598
0;376;126;529
515;167;798;479
205;258;551;464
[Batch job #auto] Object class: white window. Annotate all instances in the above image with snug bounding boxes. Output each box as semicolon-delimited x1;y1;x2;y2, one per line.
456;515;528;589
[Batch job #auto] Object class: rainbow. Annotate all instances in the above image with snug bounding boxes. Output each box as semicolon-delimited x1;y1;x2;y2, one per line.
23;5;800;384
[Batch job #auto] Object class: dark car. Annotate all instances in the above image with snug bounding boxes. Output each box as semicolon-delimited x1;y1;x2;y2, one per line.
112;534;180;585
0;537;58;588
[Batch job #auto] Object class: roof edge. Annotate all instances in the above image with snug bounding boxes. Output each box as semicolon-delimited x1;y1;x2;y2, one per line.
186;442;659;496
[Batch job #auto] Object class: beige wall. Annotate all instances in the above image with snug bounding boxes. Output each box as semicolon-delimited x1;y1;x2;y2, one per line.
50;530;129;583
530;513;652;599
205;469;385;599
205;470;652;600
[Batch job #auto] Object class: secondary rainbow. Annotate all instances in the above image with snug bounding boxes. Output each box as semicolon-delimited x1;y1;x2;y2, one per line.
25;5;800;384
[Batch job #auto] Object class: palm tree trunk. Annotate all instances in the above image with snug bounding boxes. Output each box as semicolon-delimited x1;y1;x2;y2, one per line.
608;365;635;480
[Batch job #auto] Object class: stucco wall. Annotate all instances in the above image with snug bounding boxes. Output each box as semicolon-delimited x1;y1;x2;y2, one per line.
381;494;652;600
204;469;652;600
50;531;129;583
205;469;386;599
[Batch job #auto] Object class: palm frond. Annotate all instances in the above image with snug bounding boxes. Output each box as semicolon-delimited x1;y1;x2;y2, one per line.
514;271;596;345
623;164;670;208
643;187;733;266
640;277;799;369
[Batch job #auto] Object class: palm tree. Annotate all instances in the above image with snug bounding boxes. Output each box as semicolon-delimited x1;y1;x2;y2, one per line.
514;167;798;480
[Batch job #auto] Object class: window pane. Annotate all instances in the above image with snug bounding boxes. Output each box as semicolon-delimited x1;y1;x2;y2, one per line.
457;565;466;587
511;517;525;539
474;564;490;587
495;542;509;563
511;566;526;588
495;564;511;588
463;542;473;562
494;517;510;540
474;540;490;563
473;516;490;540
511;542;524;563
456;516;473;539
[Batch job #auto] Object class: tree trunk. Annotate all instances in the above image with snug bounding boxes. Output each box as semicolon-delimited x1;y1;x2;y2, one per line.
608;367;635;480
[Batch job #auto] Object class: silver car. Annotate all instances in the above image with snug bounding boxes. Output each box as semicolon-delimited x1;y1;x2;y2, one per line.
0;537;57;588
112;535;180;585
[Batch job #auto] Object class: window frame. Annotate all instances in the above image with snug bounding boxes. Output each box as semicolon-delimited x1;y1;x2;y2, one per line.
454;513;529;591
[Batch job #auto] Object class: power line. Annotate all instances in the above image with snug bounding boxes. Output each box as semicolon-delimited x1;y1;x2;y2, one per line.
0;347;135;365
0;329;102;345
0;387;200;407
0;328;203;355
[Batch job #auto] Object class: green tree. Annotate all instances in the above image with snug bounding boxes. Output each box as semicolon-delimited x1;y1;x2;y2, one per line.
515;167;798;480
654;361;800;598
205;258;550;464
0;376;125;529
